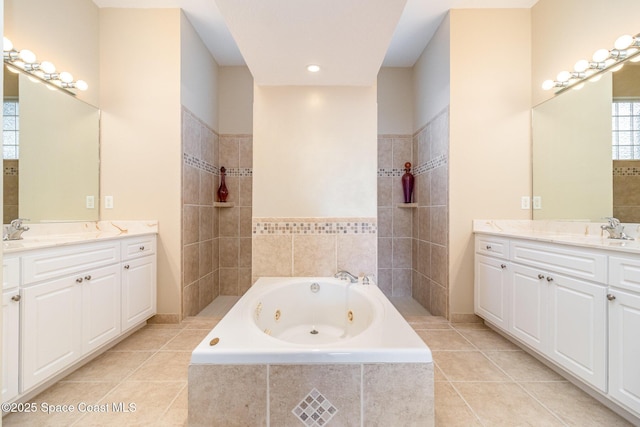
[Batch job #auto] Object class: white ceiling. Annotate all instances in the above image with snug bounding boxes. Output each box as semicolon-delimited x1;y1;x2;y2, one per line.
93;0;538;84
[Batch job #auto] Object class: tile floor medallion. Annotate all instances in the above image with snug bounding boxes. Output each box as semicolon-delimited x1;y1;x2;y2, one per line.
292;388;338;426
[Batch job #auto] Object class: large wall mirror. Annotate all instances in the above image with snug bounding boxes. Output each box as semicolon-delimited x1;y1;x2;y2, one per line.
532;57;640;222
3;65;100;223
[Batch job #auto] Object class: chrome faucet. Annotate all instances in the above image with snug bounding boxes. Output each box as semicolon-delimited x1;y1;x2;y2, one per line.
334;270;358;283
4;218;30;241
601;217;633;240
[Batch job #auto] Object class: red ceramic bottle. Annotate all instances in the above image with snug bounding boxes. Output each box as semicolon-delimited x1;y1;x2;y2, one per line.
217;166;229;202
401;162;414;203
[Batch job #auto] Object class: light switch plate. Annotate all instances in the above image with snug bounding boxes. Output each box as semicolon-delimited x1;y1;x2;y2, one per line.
105;196;114;209
521;196;530;210
86;196;95;209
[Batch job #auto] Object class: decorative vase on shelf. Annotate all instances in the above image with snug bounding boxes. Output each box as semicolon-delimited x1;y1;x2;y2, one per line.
217;166;229;202
401;162;414;203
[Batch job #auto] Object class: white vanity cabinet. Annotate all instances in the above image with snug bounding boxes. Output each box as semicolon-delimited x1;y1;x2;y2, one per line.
121;237;157;333
2;256;20;403
475;236;608;392
474;236;510;330
10;234;157;398
608;256;640;414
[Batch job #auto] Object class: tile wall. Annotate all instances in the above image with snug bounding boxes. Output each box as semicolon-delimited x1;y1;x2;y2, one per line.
613;160;640;222
181;107;253;318
251;218;377;284
377;107;450;317
412;108;450;318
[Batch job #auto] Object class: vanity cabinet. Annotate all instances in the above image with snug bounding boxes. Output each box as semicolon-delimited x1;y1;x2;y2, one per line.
10;235;157;398
475;237;608;392
608;256;640;414
2;256;20;404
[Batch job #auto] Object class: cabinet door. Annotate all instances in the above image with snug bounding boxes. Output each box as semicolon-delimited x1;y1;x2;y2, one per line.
548;273;607;391
21;277;82;392
2;290;20;403
82;265;121;354
509;264;547;352
609;289;640;414
475;254;510;329
122;256;156;332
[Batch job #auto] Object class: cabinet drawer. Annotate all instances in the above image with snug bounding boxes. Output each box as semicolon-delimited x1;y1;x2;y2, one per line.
3;256;20;290
121;235;156;260
21;242;120;286
510;240;606;283
476;235;509;258
609;255;640;293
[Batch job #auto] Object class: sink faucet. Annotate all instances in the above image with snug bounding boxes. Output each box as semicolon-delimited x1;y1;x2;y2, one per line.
601;217;633;240
334;270;358;283
4;218;30;241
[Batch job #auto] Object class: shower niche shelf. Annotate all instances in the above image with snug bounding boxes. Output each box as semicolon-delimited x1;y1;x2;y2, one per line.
214;202;235;208
397;203;418;208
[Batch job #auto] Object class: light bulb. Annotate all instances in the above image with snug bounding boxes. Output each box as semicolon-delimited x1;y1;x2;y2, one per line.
556;71;571;82
59;71;73;83
631;55;640;63
611;63;624;72
3;37;13;52
574;59;589;73
40;61;56;74
572;83;585;91
307;64;320;73
615;34;633;50
589;74;602;83
19;49;36;63
542;80;556;91
592;48;610;62
75;80;88;91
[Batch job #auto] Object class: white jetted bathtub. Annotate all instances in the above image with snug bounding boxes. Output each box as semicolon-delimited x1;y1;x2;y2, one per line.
190;276;432;364
189;277;434;426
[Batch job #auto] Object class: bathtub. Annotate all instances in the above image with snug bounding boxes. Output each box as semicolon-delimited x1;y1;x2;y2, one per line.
190;276;432;364
189;277;434;426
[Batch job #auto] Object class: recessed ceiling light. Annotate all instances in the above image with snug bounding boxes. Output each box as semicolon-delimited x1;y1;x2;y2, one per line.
307;64;320;73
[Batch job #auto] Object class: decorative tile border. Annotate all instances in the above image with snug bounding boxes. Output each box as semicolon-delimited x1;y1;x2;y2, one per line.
377;154;447;178
292;388;338;427
4;166;18;176
614;167;640;176
253;218;377;235
183;153;253;177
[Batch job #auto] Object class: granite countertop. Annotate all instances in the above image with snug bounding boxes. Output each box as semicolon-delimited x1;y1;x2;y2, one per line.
473;220;640;255
3;220;158;254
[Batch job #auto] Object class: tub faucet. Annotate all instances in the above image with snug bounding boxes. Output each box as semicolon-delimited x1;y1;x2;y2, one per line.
3;218;30;241
601;217;633;240
334;270;358;283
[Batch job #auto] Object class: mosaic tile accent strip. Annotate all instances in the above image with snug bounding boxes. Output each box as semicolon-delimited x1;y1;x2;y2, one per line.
253;218;377;235
4;166;18;176
292;388;338;426
183;153;253;177
613;167;640;176
378;154;447;178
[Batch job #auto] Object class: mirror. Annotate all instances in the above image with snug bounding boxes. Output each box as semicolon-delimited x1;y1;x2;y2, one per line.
532;58;640;222
3;65;100;223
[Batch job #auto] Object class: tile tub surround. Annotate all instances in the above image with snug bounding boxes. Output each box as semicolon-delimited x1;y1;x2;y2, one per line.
188;362;434;426
251;217;377;283
2;220;158;253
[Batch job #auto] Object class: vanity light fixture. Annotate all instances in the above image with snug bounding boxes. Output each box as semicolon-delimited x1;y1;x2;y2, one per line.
2;37;88;93
542;32;640;93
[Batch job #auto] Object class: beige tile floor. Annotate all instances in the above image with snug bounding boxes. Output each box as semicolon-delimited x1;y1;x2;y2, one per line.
2;298;634;426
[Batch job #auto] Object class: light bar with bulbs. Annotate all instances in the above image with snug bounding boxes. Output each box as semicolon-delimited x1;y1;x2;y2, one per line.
2;37;88;92
542;33;640;93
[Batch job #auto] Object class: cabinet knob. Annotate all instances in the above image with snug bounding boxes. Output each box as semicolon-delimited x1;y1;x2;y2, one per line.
139;246;145;251
500;264;507;269
124;265;130;270
11;295;20;302
76;277;83;283
537;274;545;280
546;276;554;282
607;294;616;301
84;275;92;281
486;245;492;250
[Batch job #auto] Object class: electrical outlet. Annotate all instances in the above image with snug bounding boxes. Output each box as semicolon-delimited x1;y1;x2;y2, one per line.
105;196;114;209
86;195;95;209
533;196;542;210
521;196;531;210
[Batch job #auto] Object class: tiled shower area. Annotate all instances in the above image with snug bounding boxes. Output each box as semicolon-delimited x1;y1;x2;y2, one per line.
182;105;449;319
378;107;450;317
181;107;253;318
